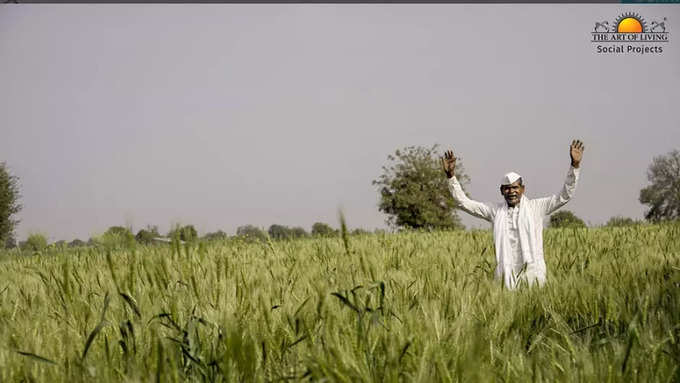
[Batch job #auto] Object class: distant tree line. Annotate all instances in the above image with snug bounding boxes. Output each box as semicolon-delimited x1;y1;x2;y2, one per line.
2;148;679;250
9;221;383;252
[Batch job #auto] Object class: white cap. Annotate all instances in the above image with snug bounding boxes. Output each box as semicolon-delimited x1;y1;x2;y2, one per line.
500;172;522;186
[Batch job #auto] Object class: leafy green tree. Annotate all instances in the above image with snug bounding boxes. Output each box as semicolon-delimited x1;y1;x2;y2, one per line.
21;233;48;252
605;216;637;227
311;222;337;236
95;226;136;249
268;224;291;240
68;239;85;248
106;226;133;237
549;210;586;228
290;227;308;238
236;225;267;242
373;145;468;230
639;149;680;222
203;230;228;242
0;162;21;249
168;224;198;242
136;225;160;244
5;235;16;249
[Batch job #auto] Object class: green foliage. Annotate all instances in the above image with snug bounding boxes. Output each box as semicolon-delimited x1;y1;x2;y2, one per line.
135;225;160;245
267;224;308;240
373;145;468;230
269;224;308;240
0;224;679;381
289;226;308;238
351;228;370;235
606;216;639;227
202;230;228;242
236;224;267;242
268;224;291;240
639;149;680;222
91;226;136;249
0;162;21;248
20;233;48;252
68;239;85;248
311;222;337;237
168;224;198;243
549;210;587;228
4;234;16;249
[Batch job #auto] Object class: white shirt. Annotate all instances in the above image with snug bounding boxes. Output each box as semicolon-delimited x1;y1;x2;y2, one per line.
447;166;580;287
507;205;522;267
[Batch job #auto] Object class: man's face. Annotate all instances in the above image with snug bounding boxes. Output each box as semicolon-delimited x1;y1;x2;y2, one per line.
500;180;525;207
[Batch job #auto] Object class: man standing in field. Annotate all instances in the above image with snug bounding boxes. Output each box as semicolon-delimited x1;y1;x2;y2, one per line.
441;140;585;289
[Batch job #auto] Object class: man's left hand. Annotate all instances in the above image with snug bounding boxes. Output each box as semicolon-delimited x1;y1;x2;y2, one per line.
570;139;585;168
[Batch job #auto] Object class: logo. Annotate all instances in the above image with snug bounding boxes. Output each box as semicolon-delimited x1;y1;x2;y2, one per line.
592;12;669;54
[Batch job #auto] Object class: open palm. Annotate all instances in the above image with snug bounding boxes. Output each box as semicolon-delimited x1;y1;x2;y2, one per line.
570;140;585;167
441;150;456;178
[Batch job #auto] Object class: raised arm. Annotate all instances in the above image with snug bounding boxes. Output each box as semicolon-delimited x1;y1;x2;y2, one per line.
442;150;494;222
537;140;584;215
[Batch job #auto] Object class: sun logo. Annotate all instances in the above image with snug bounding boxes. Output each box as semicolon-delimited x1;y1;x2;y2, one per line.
615;12;647;33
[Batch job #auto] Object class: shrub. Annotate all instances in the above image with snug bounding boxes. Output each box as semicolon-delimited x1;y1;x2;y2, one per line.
136;225;161;244
549;210;586;228
311;222;337;237
91;226;136;249
168;224;198;243
236;225;267;242
290;227;308;238
21;233;48;252
203;230;229;242
605;216;638;227
68;239;85;248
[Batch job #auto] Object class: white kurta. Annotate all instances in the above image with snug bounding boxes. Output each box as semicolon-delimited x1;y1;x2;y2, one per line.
448;166;580;289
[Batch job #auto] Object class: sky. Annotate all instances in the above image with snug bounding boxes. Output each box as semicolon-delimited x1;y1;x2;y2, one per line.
1;5;679;242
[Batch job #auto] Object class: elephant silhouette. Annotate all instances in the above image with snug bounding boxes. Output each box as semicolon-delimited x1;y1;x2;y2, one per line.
594;21;610;33
650;18;667;33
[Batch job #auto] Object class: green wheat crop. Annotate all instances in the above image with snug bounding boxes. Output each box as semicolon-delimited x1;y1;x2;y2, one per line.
0;223;678;382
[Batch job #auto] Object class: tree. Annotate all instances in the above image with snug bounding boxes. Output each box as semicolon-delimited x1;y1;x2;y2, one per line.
549;210;586;228
5;235;16;249
0;162;21;249
20;233;47;252
136;225;160;245
68;239;85;248
106;226;133;237
168;224;198;242
236;225;267;242
311;222;337;236
95;226;136;249
203;230;228;242
290;227;308;238
639;149;680;222
268;224;292;240
373;145;468;230
605;216;637;227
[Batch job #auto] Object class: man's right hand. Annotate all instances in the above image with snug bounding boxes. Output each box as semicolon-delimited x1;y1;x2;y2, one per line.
441;150;456;178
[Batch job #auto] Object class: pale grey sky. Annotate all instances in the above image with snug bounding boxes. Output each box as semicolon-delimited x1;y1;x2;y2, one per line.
1;5;679;242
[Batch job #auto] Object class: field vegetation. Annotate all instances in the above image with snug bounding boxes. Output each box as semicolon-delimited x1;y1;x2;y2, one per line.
0;222;678;382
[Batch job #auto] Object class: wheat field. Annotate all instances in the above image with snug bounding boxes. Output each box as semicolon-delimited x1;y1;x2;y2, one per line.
0;223;678;382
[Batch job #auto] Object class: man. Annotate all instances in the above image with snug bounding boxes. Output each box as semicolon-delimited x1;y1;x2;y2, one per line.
441;140;585;289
